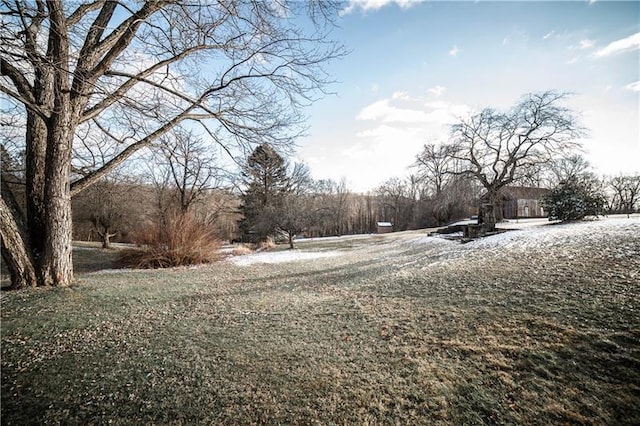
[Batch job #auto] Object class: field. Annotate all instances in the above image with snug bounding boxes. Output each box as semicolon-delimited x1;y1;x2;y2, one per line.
2;217;639;424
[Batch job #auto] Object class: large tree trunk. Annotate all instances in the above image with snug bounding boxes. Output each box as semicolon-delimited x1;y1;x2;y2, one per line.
482;189;503;231
41;162;74;287
3;113;75;288
40;87;74;286
0;2;75;289
4;163;77;287
98;230;117;249
0;195;38;289
35;1;74;288
25;67;53;263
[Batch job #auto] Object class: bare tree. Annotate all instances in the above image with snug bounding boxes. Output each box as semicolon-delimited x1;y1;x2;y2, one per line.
278;163;314;249
154;128;221;215
414;144;478;226
376;177;411;229
415;142;458;196
426;176;478;226
608;174;640;217
446;91;584;229
332;178;350;236
194;189;243;243
0;1;344;288
73;173;142;249
298;178;331;237
549;154;593;186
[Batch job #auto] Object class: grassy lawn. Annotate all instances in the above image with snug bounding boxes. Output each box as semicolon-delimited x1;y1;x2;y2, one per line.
2;220;639;424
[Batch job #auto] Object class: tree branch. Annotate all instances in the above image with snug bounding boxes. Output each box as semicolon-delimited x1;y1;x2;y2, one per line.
66;0;106;26
70;105;200;196
80;45;210;122
0;57;36;105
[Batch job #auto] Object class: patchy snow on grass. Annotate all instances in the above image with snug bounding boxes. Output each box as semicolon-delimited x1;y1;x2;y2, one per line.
294;233;374;243
229;250;341;266
375;216;639;275
496;217;557;229
468;216;639;251
405;216;640;265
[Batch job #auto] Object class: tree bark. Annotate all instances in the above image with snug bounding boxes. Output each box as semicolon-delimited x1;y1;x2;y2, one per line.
99;230;117;249
101;232;110;249
40;109;74;287
39;1;74;287
25;92;50;262
0;195;38;289
288;231;294;250
482;189;501;231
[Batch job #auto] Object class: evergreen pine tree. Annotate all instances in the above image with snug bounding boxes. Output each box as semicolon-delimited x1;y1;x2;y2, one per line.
239;144;289;242
543;176;606;221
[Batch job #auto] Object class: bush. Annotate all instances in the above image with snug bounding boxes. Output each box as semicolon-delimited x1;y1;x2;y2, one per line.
543;177;606;222
118;212;221;268
257;236;276;251
231;245;253;256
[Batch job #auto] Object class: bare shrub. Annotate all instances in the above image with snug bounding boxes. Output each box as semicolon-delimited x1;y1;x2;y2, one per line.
257;237;276;251
231;245;253;256
118;212;221;268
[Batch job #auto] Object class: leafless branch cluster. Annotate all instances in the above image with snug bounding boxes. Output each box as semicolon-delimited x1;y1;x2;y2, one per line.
1;0;345;194
0;0;344;288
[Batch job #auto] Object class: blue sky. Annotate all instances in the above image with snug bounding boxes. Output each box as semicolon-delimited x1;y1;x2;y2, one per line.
297;0;640;192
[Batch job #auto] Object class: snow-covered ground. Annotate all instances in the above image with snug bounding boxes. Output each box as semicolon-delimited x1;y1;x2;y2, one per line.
226;215;639;268
495;217;557;229
228;250;341;266
293;233;375;243
466;216;639;250
407;215;640;265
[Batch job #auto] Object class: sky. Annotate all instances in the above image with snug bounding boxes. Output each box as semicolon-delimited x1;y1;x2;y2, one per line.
296;0;640;192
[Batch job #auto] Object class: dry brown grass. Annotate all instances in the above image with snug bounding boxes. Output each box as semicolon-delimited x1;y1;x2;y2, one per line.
231;245;253;256
257;236;276;251
2;219;639;424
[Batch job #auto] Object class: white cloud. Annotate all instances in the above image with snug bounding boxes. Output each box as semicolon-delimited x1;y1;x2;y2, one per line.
392;91;412;100
306;93;473;192
357;99;432;123
355;124;422;140
573;96;640;177
357;96;470;125
449;45;461;57
424;101;470;120
566;56;579;65
341;0;420;15
340;125;425;190
594;32;640;57
579;38;595;49
624;81;640;92
543;30;556;40
428;85;447;97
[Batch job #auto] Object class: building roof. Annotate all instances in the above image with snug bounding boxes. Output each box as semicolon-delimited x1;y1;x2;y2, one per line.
480;186;550;201
501;186;550;200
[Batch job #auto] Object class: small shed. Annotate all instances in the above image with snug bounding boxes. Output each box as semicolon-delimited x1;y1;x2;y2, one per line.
377;221;393;234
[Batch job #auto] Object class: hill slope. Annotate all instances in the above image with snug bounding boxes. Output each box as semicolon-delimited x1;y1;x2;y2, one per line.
2;217;639;424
